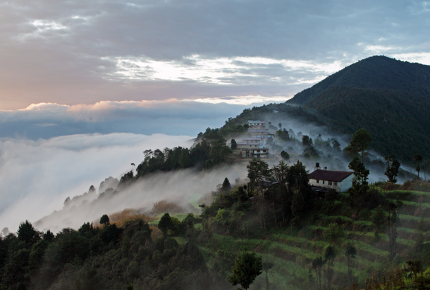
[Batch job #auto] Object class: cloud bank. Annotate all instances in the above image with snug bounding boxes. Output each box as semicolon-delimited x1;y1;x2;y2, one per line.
0;133;193;231
0;99;277;140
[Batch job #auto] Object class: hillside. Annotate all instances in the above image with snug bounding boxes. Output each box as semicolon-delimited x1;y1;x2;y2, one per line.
287;56;430;163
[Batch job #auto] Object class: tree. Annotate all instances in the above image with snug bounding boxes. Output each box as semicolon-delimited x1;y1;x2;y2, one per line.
99;214;110;226
323;223;344;245
323;245;336;290
370;205;386;238
221;177;232;191
17;220;40;247
158;213;173;236
231;139;237;150
262;261;274;290
247;159;271;189
414;154;423;178
332;140;341;151
311;257;325;290
302;135;312;147
272;160;289;185
291;188;304;220
348;156;369;194
278;123;282;130
344;243;357;283
227;250;263;290
280;151;290;161
385;154;400;183
345;128;373;162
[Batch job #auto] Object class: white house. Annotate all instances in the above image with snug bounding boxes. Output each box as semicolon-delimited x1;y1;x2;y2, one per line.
308;169;354;192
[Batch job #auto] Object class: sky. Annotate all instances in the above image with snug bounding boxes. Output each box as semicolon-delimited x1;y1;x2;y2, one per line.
1;0;430;230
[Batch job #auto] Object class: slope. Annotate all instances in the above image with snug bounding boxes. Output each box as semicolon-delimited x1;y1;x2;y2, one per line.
287;56;430;163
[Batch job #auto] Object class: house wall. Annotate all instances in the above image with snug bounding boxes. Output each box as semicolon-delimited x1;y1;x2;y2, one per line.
339;174;353;192
309;179;341;191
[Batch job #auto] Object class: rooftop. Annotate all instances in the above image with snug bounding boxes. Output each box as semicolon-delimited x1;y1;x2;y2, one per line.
308;170;353;182
248;120;265;124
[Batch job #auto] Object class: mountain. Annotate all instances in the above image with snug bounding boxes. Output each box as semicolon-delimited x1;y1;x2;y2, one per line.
287;55;430;164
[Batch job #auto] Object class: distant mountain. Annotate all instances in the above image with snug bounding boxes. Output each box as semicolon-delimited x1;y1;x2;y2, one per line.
287;56;430;164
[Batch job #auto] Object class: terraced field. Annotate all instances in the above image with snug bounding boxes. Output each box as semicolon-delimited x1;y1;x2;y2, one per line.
152;187;430;289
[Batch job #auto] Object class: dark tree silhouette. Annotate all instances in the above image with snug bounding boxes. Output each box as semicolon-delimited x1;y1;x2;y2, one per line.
100;214;110;226
231;139;237;150
414;154;423;178
345;128;373;162
227;250;262;290
385;154;400;183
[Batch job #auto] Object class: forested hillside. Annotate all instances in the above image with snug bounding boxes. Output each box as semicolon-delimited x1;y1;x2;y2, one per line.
287;56;430;163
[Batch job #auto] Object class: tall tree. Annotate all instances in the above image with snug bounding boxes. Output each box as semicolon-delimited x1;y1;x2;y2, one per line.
262;261;274;290
227;250;263;290
414;154;423;178
348;156;370;194
324;245;336;290
385;154;401;183
344;243;357;284
158;213;173;236
247;159;271;190
231;139;237;150
370;205;386;239
17;220;40;247
99;215;110;226
345;128;373;162
221;177;232;191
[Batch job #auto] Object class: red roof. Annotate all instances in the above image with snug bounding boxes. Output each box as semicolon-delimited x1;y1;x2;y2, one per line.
308;170;353;182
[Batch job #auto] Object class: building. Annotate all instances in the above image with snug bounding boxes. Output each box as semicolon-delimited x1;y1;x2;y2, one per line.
248;120;265;128
240;146;269;158
236;141;260;149
308;169;354;192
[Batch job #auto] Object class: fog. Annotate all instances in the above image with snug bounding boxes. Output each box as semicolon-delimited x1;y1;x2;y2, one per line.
0;133;193;232
253;110;419;183
35;164;247;233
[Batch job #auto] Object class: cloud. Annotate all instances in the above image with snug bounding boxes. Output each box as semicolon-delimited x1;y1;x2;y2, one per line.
1;0;429;109
0;133;193;232
0;99;261;139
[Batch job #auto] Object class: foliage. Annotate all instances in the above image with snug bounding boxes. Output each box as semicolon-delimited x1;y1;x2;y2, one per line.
280;150;290;160
322;223;344;245
231;139;237;150
99;214;110;226
385;154;401;183
227;250;262;290
370;205;386;238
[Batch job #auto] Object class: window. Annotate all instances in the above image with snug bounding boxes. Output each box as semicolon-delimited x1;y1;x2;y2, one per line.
316;180;319;183
334;182;337;186
328;181;332;186
322;180;325;184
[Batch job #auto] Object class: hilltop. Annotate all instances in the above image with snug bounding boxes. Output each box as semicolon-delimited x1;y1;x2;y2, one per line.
287;56;430;163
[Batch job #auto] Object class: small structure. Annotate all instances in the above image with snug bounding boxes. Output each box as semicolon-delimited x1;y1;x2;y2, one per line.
308;168;353;192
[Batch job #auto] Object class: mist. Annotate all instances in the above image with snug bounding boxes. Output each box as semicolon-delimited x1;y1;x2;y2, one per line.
0;133;193;232
249;110;419;183
35;164;247;233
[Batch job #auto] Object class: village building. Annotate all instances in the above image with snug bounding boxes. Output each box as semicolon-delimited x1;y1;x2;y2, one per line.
240;146;269;158
308;167;353;192
247;120;265;128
